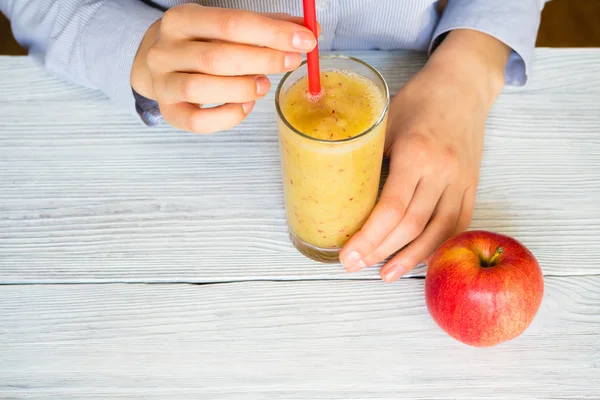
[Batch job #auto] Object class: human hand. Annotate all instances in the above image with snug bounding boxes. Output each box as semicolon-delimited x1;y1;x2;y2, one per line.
339;29;510;282
131;4;319;133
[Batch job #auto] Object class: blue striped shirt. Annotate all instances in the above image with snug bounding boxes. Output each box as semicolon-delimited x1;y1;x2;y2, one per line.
0;0;549;125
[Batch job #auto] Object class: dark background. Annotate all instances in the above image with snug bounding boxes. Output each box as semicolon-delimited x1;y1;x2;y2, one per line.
1;0;599;55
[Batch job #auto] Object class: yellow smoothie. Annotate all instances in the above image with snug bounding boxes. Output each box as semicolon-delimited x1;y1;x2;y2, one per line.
278;69;387;255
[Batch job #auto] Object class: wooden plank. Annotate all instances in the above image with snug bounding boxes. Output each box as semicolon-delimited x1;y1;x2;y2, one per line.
0;12;28;56
1;49;600;104
1;91;599;283
1;50;600;283
536;0;600;48
1;277;599;399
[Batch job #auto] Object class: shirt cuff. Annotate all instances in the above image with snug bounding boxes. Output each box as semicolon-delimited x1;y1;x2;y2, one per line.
81;0;163;123
134;91;164;126
430;0;544;86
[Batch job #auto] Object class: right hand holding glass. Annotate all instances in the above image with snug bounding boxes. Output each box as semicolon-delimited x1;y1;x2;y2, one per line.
131;4;319;133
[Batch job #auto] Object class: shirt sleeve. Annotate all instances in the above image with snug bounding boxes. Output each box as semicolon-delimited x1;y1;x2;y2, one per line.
0;0;163;124
430;0;551;86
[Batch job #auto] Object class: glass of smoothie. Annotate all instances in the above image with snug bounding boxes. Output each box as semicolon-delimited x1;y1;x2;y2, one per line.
275;55;389;263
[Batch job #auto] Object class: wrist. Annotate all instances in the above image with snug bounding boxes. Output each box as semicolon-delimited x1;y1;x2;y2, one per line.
131;19;161;100
428;29;511;107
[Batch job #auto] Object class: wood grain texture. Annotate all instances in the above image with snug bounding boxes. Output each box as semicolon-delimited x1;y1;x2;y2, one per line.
1;277;599;399
1;49;600;100
536;0;600;47
1;50;600;283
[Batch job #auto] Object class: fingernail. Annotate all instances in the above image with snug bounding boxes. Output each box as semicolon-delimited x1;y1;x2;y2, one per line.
341;250;367;272
284;53;301;70
255;76;270;96
424;253;434;266
292;31;316;50
242;101;254;114
352;259;368;272
382;265;405;283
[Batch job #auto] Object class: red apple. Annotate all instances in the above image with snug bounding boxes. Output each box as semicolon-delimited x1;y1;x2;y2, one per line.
425;230;544;347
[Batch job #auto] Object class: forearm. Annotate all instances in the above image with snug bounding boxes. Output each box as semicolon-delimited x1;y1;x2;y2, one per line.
1;0;105;88
0;0;162;119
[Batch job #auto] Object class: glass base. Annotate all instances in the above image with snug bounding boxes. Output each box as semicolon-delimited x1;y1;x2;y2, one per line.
289;230;341;263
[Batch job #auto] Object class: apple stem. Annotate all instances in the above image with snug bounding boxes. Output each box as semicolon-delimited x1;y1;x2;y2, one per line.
489;246;504;266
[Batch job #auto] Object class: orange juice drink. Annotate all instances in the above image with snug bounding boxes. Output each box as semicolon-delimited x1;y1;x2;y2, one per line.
275;56;389;263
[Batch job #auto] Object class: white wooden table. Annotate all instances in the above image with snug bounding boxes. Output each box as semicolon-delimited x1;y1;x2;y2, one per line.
1;49;599;399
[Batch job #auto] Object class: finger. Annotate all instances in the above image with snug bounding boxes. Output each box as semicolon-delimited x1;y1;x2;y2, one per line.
339;154;420;272
360;176;450;268
160;101;254;134
160;73;271;104
149;41;302;75
454;185;476;235
379;188;462;283
423;253;435;267
162;5;318;52
422;185;476;266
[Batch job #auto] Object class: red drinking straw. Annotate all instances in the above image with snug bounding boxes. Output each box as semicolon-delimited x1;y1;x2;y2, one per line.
302;0;321;96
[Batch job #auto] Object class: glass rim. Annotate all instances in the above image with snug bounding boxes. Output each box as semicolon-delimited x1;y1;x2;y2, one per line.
274;54;390;144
